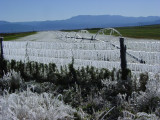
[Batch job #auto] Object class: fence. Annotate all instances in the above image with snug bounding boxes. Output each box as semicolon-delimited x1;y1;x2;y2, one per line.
1;40;160;74
3;41;120;62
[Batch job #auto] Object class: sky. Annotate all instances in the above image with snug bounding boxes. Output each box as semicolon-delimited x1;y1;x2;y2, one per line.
0;0;160;22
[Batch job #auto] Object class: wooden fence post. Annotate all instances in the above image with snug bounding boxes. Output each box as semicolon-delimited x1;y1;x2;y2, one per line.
120;37;128;80
120;37;127;70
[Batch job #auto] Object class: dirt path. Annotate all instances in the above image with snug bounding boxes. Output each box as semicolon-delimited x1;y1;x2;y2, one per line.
14;31;160;43
14;31;64;42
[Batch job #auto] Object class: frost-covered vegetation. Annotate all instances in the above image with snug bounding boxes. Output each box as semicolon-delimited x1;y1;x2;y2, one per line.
0;30;160;119
0;59;160;120
0;88;80;120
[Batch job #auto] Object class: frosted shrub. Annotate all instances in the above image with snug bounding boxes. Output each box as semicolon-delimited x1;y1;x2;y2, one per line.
101;78;117;88
118;110;159;120
118;74;160;115
155;107;160;117
133;76;160;113
0;88;81;120
145;74;160;97
0;70;23;92
136;112;159;120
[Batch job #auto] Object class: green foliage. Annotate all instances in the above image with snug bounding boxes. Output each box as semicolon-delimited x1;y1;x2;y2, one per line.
121;68;131;80
139;73;149;91
74;112;82;120
0;31;37;41
4;60;110;89
138;96;160;113
0;58;7;77
11;60;16;70
113;68;133;97
83;103;95;114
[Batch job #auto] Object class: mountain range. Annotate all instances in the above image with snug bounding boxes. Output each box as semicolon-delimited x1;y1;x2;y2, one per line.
0;15;160;33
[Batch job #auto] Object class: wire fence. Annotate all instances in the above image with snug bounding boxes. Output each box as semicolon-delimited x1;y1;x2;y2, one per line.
1;41;160;74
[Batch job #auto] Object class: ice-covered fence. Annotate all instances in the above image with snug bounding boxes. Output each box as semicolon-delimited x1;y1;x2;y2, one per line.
128;63;160;73
126;41;160;52
112;41;160;52
3;41;118;62
110;40;160;64
27;49;120;61
72;50;120;61
2;40;160;74
128;50;160;64
74;60;120;70
3;41;27;61
27;41;114;50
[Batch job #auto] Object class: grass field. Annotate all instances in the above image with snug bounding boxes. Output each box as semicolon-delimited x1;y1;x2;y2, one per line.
117;25;160;40
63;24;160;40
0;31;37;41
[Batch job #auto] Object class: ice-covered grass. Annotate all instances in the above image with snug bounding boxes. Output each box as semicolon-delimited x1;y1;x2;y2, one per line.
0;88;80;120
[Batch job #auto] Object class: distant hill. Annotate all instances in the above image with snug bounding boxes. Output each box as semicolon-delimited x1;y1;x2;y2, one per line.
0;15;160;33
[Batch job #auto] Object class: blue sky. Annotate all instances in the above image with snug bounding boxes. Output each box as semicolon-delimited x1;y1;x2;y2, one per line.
0;0;160;22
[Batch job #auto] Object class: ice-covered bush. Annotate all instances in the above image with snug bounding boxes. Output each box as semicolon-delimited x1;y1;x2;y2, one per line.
145;74;160;97
0;70;23;92
101;78;117;88
118;110;160;120
136;112;160;120
25;81;56;94
117;74;160;116
130;75;160;113
0;88;83;120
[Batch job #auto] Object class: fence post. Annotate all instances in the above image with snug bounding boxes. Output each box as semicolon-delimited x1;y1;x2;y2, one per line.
120;37;128;80
120;37;127;70
0;37;3;59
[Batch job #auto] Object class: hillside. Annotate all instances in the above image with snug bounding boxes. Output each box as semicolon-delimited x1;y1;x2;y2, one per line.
0;15;160;33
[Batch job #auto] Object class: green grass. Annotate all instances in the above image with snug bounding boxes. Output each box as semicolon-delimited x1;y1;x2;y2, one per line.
0;31;37;41
116;25;160;40
63;25;160;40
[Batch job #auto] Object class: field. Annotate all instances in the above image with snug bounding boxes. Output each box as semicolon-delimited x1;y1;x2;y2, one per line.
0;31;37;41
116;25;160;40
64;25;160;40
0;29;160;119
